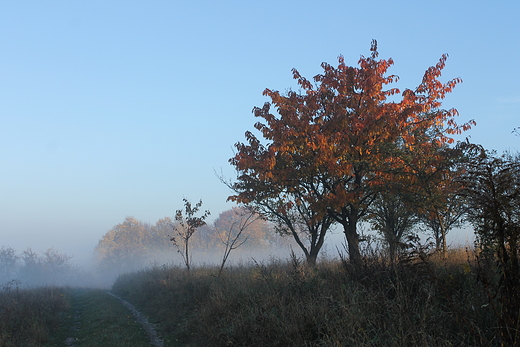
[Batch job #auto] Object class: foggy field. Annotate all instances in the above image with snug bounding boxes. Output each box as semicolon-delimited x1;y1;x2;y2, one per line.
0;246;515;346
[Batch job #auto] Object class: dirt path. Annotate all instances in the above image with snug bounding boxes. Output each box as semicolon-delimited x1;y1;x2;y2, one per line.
107;291;164;347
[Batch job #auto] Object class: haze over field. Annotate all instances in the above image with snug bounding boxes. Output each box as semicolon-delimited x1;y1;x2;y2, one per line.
0;1;518;268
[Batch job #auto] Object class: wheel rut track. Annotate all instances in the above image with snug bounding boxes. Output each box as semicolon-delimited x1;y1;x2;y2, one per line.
63;290;164;347
107;291;165;347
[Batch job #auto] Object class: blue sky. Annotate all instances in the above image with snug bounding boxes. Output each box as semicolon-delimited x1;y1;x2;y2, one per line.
0;1;518;262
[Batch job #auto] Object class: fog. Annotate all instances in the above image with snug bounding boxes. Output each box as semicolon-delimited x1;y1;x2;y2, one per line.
0;242;298;289
0;222;475;290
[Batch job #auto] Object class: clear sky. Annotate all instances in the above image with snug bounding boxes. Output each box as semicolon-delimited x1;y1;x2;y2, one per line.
1;1;518;262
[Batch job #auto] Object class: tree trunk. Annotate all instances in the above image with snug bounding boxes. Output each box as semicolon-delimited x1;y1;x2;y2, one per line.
433;207;447;258
306;223;328;267
185;238;190;271
387;234;398;264
343;222;362;265
306;253;318;266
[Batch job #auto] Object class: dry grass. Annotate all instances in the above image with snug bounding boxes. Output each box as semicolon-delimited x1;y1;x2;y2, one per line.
112;248;499;346
0;283;70;347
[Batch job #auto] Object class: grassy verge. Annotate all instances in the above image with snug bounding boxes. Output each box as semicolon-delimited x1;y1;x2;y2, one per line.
0;284;70;347
46;288;156;347
112;250;498;346
0;283;165;347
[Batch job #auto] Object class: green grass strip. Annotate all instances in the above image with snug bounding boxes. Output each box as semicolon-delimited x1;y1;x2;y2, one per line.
46;288;155;347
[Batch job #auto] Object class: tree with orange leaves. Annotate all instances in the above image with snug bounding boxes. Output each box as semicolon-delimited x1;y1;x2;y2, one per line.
229;40;474;264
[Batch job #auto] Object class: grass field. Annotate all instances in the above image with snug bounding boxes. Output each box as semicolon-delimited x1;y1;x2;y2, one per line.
46;288;158;347
0;285;162;347
112;248;500;346
0;284;69;346
1;247;510;346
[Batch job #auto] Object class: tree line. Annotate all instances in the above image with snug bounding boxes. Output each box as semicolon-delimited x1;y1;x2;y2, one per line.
98;40;518;275
0;246;79;287
94;207;287;277
225;40;520;343
226;40;479;265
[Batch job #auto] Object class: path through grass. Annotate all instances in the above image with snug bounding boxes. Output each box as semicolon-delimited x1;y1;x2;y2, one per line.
46;288;164;347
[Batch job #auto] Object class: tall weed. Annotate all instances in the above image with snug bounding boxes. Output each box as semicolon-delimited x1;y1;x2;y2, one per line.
0;284;70;346
112;251;497;346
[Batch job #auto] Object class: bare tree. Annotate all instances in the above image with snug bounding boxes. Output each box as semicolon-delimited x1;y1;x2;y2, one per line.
170;198;210;271
215;208;258;277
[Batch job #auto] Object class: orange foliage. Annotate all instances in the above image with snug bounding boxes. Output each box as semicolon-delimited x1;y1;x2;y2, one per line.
229;40;474;263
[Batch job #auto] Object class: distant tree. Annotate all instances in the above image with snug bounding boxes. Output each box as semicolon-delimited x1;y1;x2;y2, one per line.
94;217;154;275
18;248;41;282
150;217;176;250
170;198;210;271
0;246;19;283
460;147;520;345
186;224;217;252
369;189;418;263
17;247;75;286
213;207;276;248
97;213;230;276
39;248;76;285
419;192;466;251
